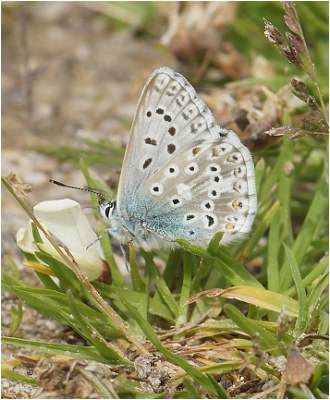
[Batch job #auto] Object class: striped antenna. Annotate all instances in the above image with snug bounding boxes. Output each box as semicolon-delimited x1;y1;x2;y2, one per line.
49;179;107;202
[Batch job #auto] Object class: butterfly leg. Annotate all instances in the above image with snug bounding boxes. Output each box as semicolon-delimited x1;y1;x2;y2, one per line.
121;225;136;244
86;228;112;250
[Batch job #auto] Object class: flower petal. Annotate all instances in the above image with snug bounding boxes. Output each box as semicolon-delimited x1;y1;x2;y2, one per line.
30;199;105;281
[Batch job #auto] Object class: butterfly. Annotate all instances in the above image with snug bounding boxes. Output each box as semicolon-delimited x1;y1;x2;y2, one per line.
99;67;257;250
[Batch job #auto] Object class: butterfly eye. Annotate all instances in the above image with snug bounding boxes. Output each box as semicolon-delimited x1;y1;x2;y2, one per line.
104;201;115;218
104;205;111;218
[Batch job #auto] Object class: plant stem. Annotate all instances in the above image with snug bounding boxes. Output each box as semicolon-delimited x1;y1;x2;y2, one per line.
290;3;329;126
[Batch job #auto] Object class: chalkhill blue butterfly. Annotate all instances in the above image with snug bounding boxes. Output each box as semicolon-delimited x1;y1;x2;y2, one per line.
98;67;257;250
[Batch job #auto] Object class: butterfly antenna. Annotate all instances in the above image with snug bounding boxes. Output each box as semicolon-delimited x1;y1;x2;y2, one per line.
83;186;111;198
49;179;108;202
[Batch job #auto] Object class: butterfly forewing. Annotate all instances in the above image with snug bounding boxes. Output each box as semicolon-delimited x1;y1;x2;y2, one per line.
117;68;219;197
115;67;256;247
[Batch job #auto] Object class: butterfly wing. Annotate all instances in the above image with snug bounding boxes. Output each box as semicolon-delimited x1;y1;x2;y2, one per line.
117;67;220;196
116;67;256;247
142;134;257;246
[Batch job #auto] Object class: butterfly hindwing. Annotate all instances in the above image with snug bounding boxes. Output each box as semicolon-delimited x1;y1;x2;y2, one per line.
143;135;257;246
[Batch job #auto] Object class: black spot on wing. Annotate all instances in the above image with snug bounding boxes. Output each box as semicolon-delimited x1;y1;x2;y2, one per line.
168;127;176;136
143;158;152;169
144;137;157;146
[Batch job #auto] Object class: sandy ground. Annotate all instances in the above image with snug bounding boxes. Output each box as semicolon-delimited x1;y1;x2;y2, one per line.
2;2;174;234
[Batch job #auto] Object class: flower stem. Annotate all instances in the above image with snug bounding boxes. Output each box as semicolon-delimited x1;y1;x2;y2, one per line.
288;3;328;126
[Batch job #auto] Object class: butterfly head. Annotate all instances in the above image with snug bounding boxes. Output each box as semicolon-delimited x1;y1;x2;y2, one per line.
49;179;115;221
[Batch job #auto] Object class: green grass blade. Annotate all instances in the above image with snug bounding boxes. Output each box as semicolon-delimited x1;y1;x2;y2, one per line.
8;302;23;336
267;207;282;292
176;252;193;325
144;253;179;318
128;243;145;292
284;255;329;298
224;304;285;356
66;290;131;364
1;367;36;385
213;249;263;288
243;200;280;261
162;248;184;286
181;377;203;398
35;252;87;294
280;161;328;291
283;244;308;334
3;273;124;340
218;285;298;317
2;336;112;363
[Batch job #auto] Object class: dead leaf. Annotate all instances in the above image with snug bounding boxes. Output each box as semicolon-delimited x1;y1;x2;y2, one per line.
285;348;314;386
6;172;32;198
158;2;249;79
